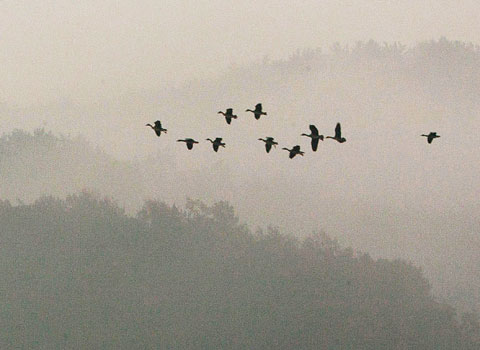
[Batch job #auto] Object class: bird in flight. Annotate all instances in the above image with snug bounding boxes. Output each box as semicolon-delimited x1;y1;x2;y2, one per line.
421;132;440;144
218;108;238;125
146;120;167;137
177;138;199;150
301;124;324;151
246;103;267;120
326;123;346;143
258;137;278;153
282;145;304;159
206;137;226;152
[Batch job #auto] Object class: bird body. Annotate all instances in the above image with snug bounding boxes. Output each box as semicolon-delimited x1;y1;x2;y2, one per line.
258;137;278;153
421;132;440;144
246;103;267;120
326;123;346;143
218;108;238;125
177;138;199;150
301;124;324;151
282;145;304;159
146;120;167;136
206;137;226;152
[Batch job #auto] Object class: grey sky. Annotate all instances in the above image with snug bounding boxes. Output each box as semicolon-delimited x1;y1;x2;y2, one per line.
1;0;480;105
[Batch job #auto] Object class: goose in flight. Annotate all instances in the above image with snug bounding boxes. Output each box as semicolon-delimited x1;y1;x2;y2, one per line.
206;137;226;152
282;145;304;159
421;132;440;144
218;108;238;125
301;124;324;151
246;103;267;120
326;123;346;143
177;138;199;150
146;120;167;137
258;137;278;153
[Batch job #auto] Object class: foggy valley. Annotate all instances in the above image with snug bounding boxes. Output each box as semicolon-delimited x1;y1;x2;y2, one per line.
1;1;480;348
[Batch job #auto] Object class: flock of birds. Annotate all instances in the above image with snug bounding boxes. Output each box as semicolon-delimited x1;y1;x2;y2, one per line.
146;103;440;159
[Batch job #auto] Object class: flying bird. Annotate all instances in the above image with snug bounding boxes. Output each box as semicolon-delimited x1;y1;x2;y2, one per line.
326;123;346;143
218;108;238;125
421;132;440;144
258;137;278;153
206;137;226;152
282;145;304;159
177;138;199;150
146;120;167;137
301;124;324;151
246;103;267;120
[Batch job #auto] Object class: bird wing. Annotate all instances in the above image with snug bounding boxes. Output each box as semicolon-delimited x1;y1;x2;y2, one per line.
255;113;261;120
266;143;272;153
292;145;301;152
312;138;319;151
213;143;219;152
226;108;233;115
335;123;342;138
187;142;193;150
428;135;433;143
154;120;161;128
226;116;231;124
309;124;319;136
256;103;262;111
155;129;161;136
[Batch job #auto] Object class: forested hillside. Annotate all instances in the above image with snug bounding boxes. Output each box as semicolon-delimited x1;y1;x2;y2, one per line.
0;129;147;211
0;193;478;349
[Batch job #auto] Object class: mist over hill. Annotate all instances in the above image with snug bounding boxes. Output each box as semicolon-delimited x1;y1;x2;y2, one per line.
0;194;479;349
1;38;480;314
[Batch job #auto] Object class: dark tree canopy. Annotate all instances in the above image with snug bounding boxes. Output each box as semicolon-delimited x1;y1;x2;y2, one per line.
0;193;478;349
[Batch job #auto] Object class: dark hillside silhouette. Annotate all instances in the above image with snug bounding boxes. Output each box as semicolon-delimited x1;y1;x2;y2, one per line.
0;193;478;349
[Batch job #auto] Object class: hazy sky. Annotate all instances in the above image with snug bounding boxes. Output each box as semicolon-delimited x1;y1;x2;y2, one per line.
1;0;480;106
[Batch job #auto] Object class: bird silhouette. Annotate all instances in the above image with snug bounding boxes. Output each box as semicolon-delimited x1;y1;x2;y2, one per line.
246;103;267;120
258;137;278;153
177;138;199;150
146;120;167;137
282;145;304;159
326;123;346;143
301;125;324;151
421;132;440;144
218;108;238;125
206;137;226;152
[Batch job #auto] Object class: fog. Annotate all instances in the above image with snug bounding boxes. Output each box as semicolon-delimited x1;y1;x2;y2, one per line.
1;0;480;105
1;1;480;348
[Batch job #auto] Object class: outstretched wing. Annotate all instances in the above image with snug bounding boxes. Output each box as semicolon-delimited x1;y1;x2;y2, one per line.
255;103;262;111
187;141;193;150
292;145;301;152
255;112;261;120
428;135;433;144
312;138;319;151
266;143;272;153
155;129;161;136
309;124;319;136
213;143;219;152
335;123;342;139
226;108;233;115
226;116;231;124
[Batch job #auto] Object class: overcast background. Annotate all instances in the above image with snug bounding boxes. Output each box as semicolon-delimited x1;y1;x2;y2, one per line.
1;0;480;106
